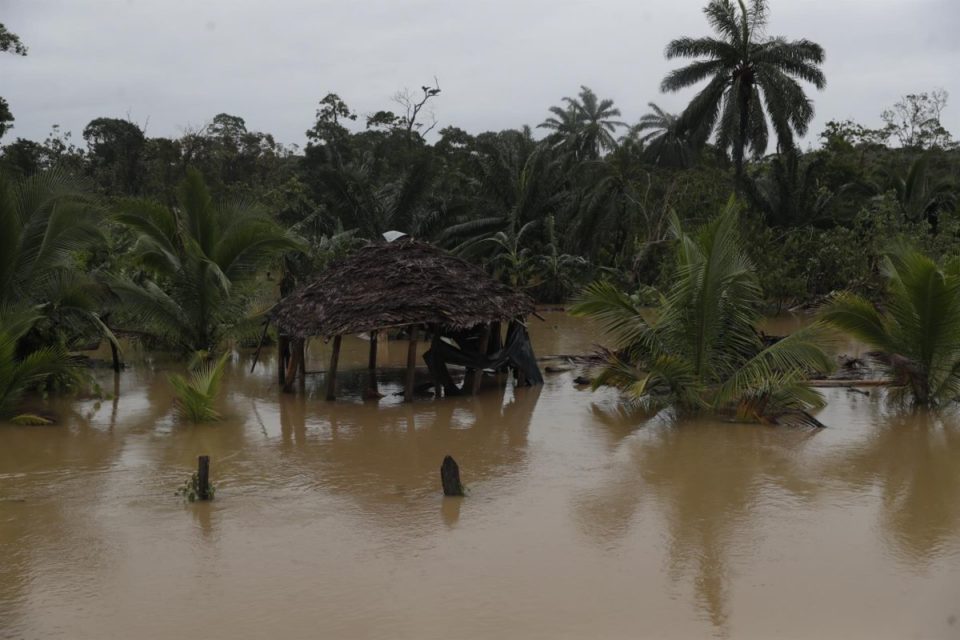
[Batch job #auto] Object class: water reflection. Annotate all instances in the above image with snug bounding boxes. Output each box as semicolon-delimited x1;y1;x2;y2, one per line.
274;380;541;520
576;412;821;635
820;406;960;565
440;496;463;528
2;313;959;639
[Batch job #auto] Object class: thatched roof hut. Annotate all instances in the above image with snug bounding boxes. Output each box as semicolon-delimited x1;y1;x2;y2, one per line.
272;239;534;338
270;239;541;401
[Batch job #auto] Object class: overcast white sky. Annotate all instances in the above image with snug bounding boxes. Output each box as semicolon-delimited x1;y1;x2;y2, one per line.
4;0;959;149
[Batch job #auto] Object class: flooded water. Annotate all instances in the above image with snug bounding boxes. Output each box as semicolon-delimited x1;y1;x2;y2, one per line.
1;313;959;639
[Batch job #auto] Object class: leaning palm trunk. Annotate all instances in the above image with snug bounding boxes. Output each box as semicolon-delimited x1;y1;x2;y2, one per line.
572;200;833;424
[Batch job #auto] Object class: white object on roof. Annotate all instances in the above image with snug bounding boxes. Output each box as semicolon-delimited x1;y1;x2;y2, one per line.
382;230;408;242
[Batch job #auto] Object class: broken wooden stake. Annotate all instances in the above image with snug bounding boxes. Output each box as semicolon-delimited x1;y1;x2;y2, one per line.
440;455;464;497
197;455;211;501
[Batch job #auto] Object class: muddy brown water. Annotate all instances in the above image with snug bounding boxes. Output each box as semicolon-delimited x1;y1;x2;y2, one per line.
1;313;959;639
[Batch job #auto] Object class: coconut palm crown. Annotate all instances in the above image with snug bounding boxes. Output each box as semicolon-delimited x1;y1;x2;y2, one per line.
572;200;833;424
661;0;826;177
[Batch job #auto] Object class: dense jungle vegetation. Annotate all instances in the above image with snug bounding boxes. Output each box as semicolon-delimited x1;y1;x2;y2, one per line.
2;0;960;416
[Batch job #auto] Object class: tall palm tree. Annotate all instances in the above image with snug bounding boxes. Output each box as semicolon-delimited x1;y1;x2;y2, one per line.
634;102;708;168
538;104;581;152
539;86;626;160
572;200;833;423
112;169;300;353
822;247;960;407
661;0;826;178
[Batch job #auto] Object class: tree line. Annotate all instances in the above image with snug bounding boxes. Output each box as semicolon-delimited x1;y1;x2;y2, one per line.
2;0;960;419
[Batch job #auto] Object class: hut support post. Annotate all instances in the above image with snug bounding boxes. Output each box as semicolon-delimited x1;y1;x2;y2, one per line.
367;330;378;392
431;327;443;398
282;338;303;394
326;335;342;401
471;323;491;396
507;321;528;387
404;326;419;403
298;339;306;392
277;335;289;386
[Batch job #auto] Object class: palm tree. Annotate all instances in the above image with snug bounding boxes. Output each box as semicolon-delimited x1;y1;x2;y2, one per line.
484;220;538;289
439;129;564;256
539;86;626;160
112;168;300;353
572;200;833;423
884;154;956;232
531;215;588;303
0;307;76;423
315;153;436;240
661;0;826;178
0;169;120;362
743;148;840;227
571;141;647;262
634;102;707;168
538;104;581;151
821;246;960;407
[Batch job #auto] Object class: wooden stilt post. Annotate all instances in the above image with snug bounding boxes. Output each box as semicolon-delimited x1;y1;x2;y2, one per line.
471;323;491;396
368;331;378;371
197;455;211;501
367;330;378;393
277;335;289;386
404;326;419;403
326;335;342;401
297;338;307;392
431;326;443;398
282;338;302;393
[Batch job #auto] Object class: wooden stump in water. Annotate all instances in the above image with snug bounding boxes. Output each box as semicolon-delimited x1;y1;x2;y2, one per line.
197;455;211;501
440;455;464;497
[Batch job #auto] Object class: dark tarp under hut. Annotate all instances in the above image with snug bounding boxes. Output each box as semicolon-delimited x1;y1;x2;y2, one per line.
269;238;543;400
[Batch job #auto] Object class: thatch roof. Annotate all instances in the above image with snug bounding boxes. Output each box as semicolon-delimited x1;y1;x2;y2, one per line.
272;239;535;338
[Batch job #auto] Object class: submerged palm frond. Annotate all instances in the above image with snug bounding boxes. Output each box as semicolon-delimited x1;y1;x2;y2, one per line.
822;247;960;407
0;307;77;420
168;352;231;422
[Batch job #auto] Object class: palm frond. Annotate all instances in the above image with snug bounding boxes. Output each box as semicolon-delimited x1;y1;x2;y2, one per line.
168;352;230;422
